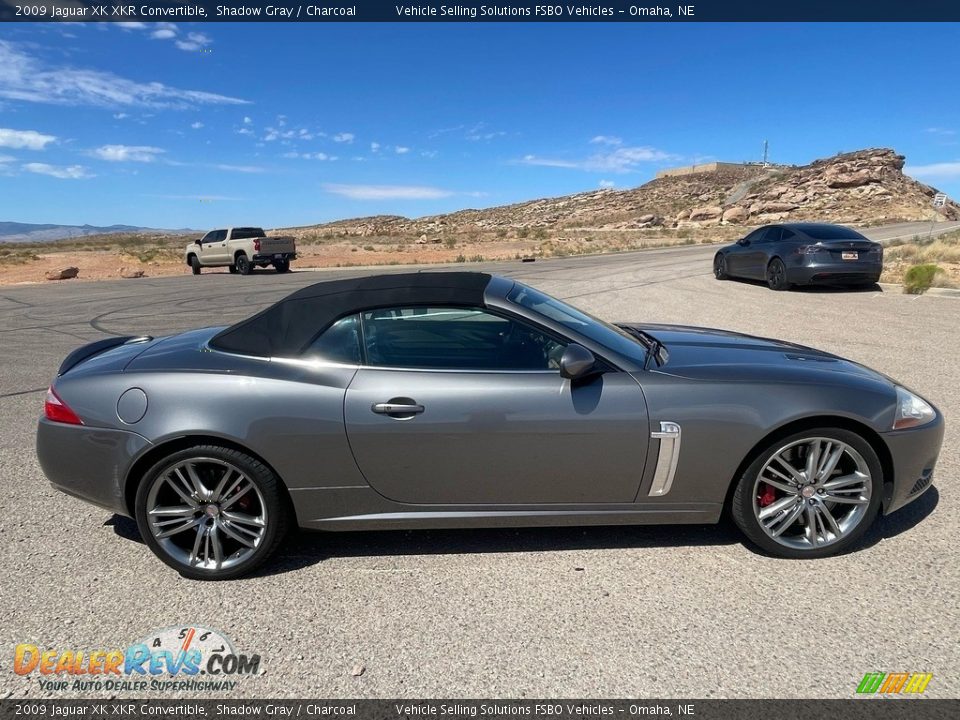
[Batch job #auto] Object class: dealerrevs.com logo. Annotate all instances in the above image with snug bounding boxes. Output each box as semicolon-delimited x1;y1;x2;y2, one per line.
13;626;260;693
856;672;933;695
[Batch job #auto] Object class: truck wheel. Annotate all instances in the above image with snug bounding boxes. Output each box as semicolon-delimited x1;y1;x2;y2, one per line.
235;254;252;275
274;259;290;273
190;255;201;275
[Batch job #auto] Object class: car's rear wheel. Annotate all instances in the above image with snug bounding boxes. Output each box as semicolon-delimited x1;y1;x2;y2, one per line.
732;428;882;558
766;258;790;291
274;258;290;273
135;446;290;580
235;254;252;275
713;254;728;280
190;255;201;275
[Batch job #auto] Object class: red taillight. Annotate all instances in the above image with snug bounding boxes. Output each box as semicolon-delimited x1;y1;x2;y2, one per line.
254;239;261;252
44;387;83;425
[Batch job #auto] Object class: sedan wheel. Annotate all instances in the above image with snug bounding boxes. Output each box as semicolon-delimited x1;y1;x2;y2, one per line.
135;446;289;580
713;254;728;280
732;429;882;558
766;258;790;291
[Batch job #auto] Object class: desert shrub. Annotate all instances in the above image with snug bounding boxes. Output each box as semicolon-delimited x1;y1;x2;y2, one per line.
517;227;530;239
469;254;485;262
455;254;466;263
444;237;457;249
363;245;375;251
903;264;943;294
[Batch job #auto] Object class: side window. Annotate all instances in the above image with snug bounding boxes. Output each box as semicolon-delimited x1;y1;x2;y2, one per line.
362;306;566;371
200;232;214;244
780;229;796;241
214;230;228;242
760;227;781;243
304;314;362;364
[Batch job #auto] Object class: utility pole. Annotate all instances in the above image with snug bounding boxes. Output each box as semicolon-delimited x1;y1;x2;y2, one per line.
762;140;769;167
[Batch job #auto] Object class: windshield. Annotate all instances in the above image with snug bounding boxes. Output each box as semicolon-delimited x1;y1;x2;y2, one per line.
506;282;648;365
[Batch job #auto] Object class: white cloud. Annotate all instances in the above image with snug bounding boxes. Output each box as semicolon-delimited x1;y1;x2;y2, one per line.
0;127;56;150
284;151;334;161
190;121;204;129
243;116;252;124
237;127;254;136
0;154;14;163
465;123;506;141
333;132;354;143
176;33;212;52
23;162;92;179
599;179;616;188
395;146;410;154
0;40;249;109
370;142;380;153
215;164;264;173
520;145;677;173
113;112;129;120
323;184;455;200
590;135;623;146
905;162;960;180
93;144;165;162
116;22;147;30
151;23;178;40
924;128;956;136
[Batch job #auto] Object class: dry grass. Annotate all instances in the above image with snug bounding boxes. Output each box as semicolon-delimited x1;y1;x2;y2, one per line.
882;230;960;287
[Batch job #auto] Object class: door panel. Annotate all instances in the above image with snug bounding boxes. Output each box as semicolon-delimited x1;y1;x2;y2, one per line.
344;369;649;504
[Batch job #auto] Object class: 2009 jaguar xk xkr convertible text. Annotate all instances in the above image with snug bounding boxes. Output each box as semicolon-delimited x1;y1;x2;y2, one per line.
37;272;944;579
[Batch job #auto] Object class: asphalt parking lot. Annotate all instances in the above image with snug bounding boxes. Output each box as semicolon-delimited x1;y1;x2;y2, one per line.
0;240;957;699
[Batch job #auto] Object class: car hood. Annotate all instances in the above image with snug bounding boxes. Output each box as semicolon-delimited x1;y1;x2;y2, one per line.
623;323;897;388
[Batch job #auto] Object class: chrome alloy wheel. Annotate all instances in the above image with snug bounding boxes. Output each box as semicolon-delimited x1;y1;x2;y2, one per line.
145;458;268;571
753;437;872;550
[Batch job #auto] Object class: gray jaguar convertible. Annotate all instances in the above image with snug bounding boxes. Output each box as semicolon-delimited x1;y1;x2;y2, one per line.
37;272;943;579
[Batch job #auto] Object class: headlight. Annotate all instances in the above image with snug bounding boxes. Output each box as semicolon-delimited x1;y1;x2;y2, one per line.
893;386;936;429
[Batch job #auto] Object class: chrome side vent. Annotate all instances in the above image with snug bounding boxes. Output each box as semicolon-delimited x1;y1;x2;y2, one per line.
648;421;682;497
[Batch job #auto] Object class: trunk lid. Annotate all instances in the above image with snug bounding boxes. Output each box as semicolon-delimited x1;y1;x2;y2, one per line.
258;236;296;254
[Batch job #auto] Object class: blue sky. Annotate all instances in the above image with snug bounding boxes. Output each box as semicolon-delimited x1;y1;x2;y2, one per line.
0;22;958;229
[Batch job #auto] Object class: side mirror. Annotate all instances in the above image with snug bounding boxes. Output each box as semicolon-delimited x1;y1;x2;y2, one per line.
737;237;749;246
560;344;596;380
194;239;201;245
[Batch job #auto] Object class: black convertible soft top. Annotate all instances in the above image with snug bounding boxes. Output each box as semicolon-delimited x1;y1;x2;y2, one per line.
209;271;493;357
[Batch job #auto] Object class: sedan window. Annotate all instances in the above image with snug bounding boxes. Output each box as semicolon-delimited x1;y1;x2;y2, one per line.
304;314;362;364
361;306;565;371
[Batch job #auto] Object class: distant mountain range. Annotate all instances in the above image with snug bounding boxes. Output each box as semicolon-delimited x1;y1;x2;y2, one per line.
0;222;195;243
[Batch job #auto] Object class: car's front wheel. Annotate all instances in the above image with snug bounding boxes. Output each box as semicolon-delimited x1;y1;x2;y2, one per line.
190;255;201;275
731;428;882;558
713;254;728;280
135;445;290;580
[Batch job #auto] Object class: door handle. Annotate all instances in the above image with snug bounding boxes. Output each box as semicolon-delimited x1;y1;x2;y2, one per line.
372;402;425;416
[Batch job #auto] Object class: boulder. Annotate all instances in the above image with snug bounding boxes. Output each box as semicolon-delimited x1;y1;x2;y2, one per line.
750;201;799;215
688;205;723;221
120;267;145;279
46;267;79;281
825;169;876;189
721;206;749;224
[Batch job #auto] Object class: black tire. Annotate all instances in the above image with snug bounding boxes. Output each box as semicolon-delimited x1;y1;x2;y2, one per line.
235;254;252;275
190;255;201;275
228;264;238;274
731;427;882;559
274;258;290;273
134;445;291;580
766;258;790;291
713;253;728;280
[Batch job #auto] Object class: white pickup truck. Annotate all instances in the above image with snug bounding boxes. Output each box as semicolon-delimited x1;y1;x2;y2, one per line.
185;227;297;275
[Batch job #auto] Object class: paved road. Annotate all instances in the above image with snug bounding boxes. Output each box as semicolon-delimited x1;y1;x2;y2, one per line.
0;223;958;699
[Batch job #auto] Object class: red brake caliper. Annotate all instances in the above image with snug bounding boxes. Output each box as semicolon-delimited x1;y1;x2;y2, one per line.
757;484;777;507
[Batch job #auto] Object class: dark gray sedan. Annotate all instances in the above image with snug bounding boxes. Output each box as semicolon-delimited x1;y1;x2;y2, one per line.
37;272;942;579
714;223;884;290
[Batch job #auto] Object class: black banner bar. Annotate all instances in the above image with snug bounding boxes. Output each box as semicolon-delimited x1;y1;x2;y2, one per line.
1;700;959;720
2;0;960;22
